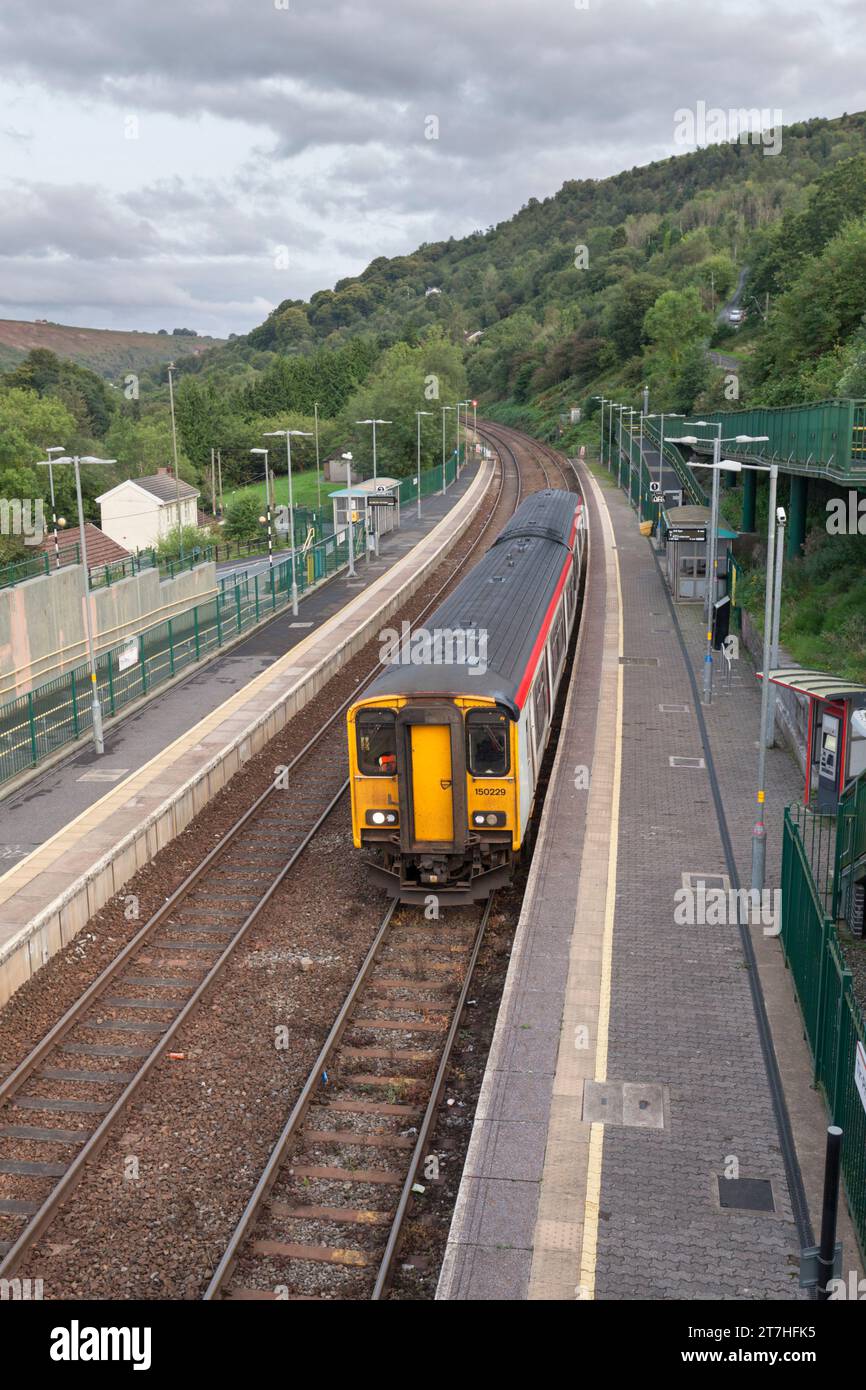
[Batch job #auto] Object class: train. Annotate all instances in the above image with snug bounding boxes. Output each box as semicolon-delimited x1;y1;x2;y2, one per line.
347;488;586;903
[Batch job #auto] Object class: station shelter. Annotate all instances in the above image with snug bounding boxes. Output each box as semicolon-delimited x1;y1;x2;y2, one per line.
330;478;401;549
762;669;866;813
659;504;737;604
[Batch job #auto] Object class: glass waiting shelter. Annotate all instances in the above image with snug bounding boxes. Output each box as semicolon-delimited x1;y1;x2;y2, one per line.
330;478;401;544
659;505;737;603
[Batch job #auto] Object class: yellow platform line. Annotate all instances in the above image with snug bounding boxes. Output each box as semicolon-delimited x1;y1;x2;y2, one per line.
526;466;623;1301
578;496;624;1301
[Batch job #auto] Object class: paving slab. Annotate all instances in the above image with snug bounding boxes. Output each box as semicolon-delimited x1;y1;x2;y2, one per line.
439;458;860;1301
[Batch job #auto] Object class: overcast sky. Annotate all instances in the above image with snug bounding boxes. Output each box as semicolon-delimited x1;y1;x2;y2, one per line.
0;0;862;338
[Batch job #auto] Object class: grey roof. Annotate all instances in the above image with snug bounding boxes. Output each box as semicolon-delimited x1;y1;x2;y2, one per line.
133;474;199;502
362;490;579;716
766;668;866;701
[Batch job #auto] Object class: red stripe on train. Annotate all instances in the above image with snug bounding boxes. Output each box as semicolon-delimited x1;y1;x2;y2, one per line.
514;504;581;709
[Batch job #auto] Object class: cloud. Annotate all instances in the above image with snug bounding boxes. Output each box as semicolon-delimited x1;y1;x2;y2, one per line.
0;0;862;335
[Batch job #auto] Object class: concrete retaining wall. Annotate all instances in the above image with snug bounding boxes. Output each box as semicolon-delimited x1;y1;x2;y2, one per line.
740;608;809;774
0;561;216;699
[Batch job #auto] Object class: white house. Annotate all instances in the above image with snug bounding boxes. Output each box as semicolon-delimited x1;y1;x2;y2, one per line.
96;470;200;552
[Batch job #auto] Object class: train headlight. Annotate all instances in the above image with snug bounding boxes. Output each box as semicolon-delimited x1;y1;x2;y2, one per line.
367;810;398;826
473;813;485;825
473;811;505;827
486;813;498;826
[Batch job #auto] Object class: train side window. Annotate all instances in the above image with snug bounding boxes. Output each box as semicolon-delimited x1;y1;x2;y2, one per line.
532;671;550;750
551;610;566;673
357;709;397;775
467;710;510;777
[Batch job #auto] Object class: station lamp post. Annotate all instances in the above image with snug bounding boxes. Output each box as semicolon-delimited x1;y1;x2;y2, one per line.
341;453;356;578
416;411;433;517
441;405;455;495
263;428;313;615
666;430;768;706
37;454;115;754
457;400;471;473
591;397;607;468
644;413;683;500
249;448;272;568
313;401;322;515
608;402;618;475
42;444;65;568
355;418;391;483
622;407;637;503
166;361;184;561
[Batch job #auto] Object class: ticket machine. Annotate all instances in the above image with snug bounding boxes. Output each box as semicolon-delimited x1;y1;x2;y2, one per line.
763;670;866;812
817;707;842;812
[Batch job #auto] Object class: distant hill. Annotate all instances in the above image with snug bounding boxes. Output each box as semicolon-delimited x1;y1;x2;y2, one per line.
0;319;224;380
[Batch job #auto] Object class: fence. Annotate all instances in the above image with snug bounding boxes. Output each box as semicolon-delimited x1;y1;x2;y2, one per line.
395;450;460;507
606;420;707;510
0;523;366;787
781;806;866;1260
682;399;866;483
835;774;866;925
0;545;80;591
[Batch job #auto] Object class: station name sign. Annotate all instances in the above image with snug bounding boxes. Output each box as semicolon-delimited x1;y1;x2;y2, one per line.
666;525;707;543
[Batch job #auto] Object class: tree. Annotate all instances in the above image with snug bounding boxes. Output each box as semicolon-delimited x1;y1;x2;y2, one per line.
224;494;265;543
643;288;712;368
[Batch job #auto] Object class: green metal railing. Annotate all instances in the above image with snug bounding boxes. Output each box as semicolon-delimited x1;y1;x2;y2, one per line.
683;399;866;483
0;523;366;786
395;450;460;507
0;545;80;590
612;422;707;516
835;774;866;924
781;805;866;1260
640;419;709;504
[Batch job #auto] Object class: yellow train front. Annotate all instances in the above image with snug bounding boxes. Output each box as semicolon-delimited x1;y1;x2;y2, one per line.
347;489;585;903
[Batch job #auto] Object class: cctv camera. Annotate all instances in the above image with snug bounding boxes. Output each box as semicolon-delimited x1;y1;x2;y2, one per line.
776;507;786;525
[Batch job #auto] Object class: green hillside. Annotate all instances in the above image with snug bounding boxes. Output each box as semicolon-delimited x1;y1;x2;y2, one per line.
5;107;866;657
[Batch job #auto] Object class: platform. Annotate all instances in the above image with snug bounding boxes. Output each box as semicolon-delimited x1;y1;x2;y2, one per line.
438;458;862;1301
0;461;491;1008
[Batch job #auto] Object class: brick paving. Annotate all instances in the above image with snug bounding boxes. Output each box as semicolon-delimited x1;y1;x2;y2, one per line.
593;473;804;1300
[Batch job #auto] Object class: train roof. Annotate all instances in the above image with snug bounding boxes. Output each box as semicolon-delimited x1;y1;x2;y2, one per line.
361;490;580;717
492;488;579;548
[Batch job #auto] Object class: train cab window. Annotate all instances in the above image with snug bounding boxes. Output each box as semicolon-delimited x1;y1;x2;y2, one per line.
467;710;510;777
356;709;397;776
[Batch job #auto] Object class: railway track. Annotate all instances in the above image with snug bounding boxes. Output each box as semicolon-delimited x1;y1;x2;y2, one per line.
203;426;583;1301
0;443;521;1281
205;897;491;1300
477;419;579;496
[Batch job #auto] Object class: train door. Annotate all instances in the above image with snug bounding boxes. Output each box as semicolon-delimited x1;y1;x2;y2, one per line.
410;725;453;840
396;705;467;854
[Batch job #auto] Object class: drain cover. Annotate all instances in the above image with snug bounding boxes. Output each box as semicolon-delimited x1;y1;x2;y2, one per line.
718;1177;775;1212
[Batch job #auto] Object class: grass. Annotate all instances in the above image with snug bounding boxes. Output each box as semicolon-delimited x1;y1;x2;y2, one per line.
222;468;343;514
